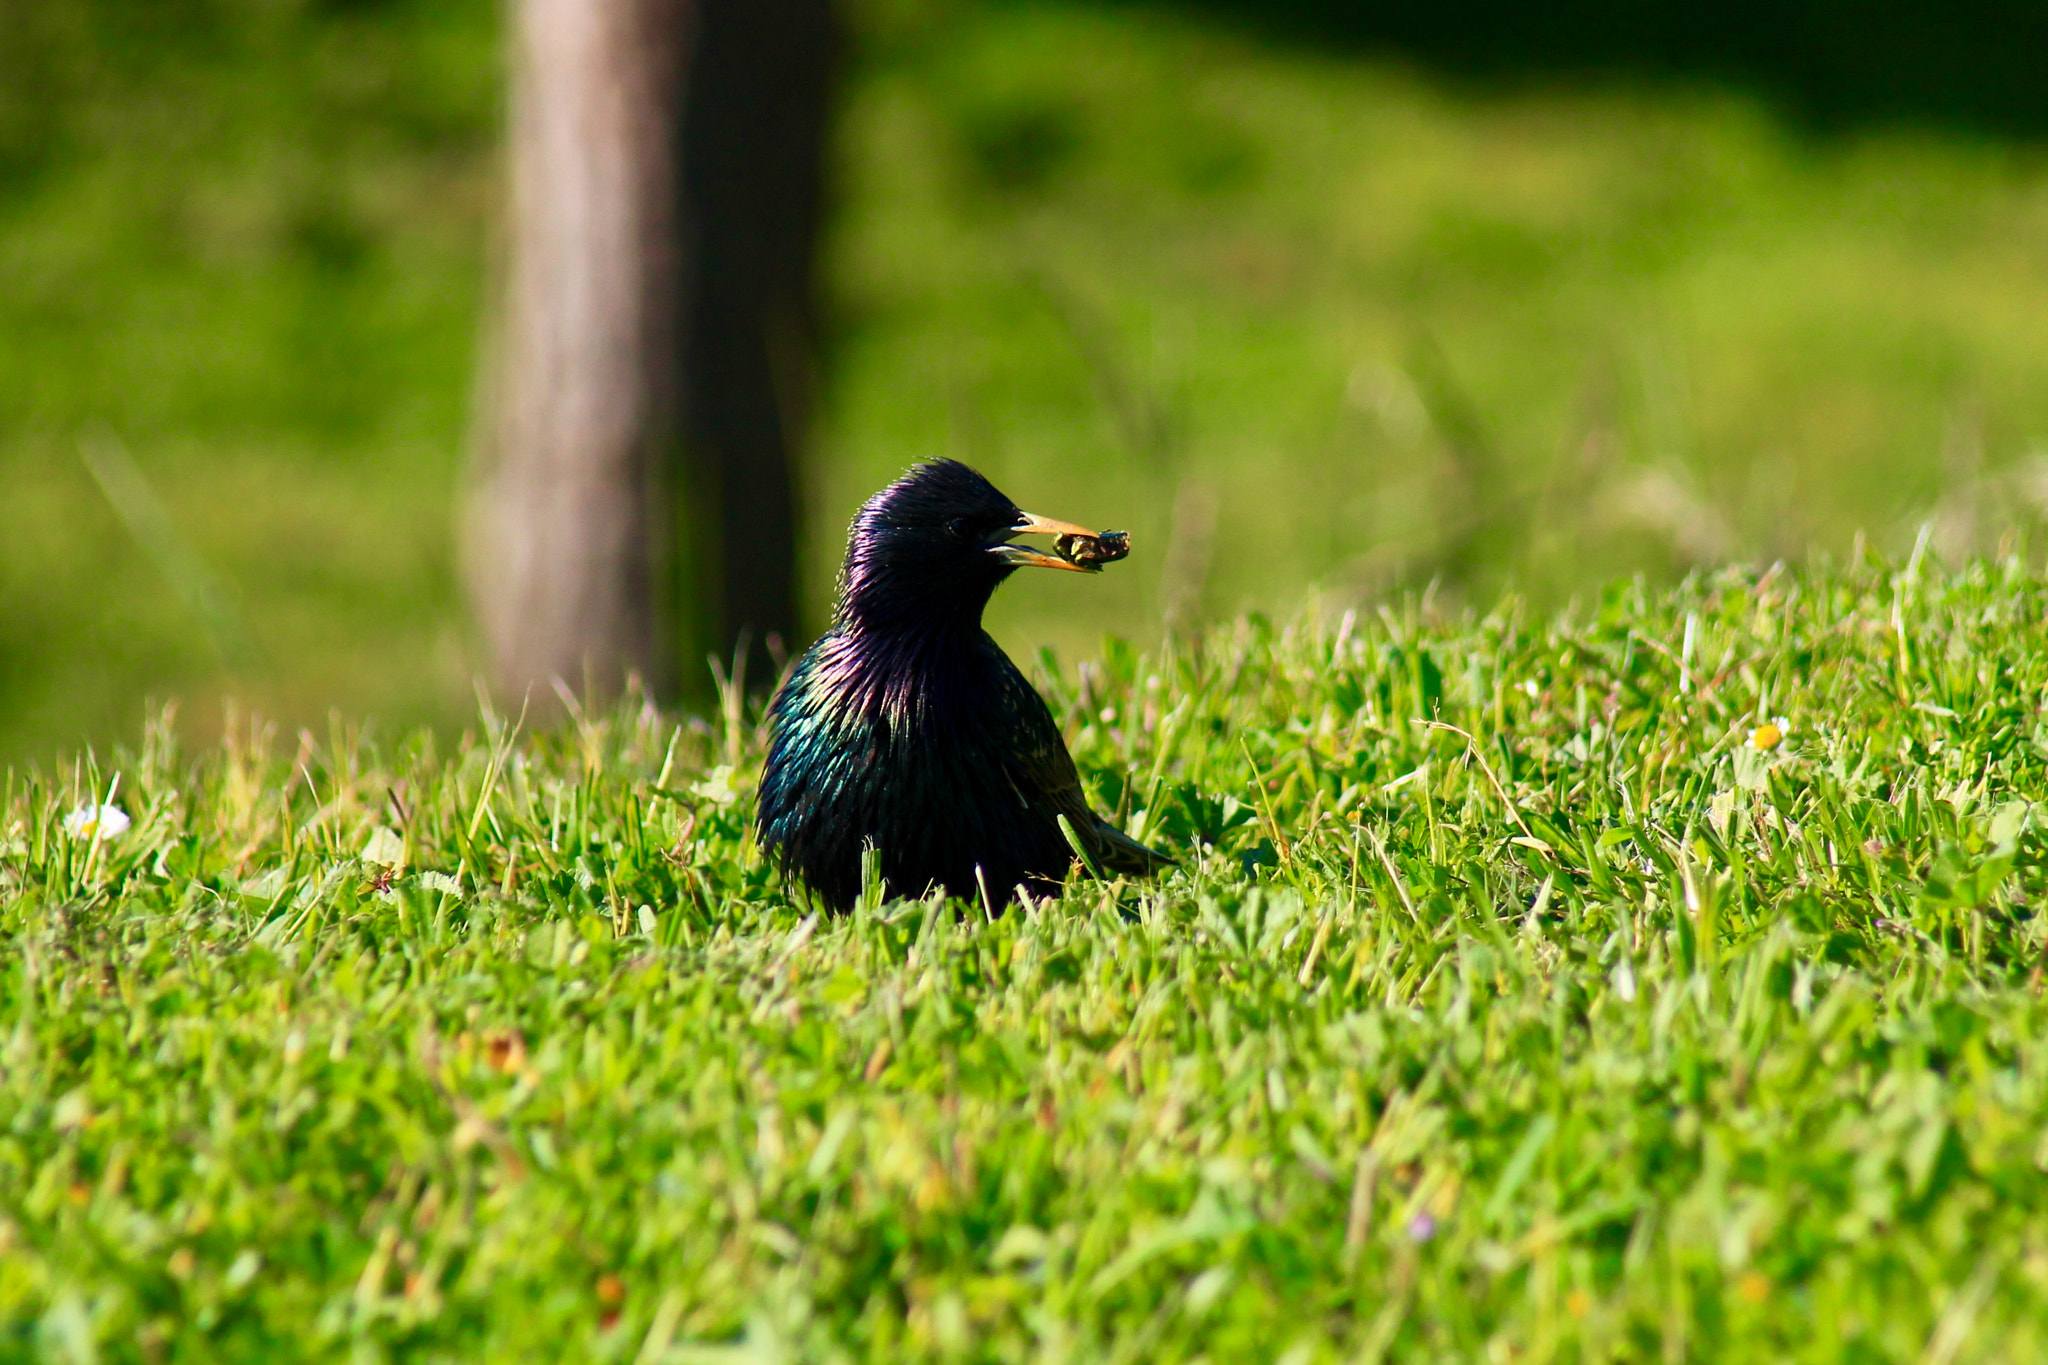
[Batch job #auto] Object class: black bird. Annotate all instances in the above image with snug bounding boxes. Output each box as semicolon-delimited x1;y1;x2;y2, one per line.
756;459;1171;912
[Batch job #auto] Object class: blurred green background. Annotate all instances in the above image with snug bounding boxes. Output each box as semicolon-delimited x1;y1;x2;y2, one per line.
6;0;2048;761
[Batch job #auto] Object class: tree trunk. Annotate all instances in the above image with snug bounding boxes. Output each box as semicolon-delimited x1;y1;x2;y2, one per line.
470;0;833;704
681;0;835;685
471;0;691;701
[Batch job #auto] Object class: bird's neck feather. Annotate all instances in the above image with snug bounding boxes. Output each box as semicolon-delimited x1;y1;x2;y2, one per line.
812;603;993;726
835;611;985;669
835;560;1002;641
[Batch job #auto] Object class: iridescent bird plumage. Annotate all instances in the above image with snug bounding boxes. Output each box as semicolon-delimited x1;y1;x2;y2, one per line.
756;460;1170;911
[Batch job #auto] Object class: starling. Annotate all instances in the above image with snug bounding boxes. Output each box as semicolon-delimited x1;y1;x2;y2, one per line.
757;459;1172;912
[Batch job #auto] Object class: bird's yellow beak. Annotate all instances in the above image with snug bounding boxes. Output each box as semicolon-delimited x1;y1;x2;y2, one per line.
990;510;1106;573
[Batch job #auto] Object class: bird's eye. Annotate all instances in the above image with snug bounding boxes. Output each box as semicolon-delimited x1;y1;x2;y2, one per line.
945;517;973;541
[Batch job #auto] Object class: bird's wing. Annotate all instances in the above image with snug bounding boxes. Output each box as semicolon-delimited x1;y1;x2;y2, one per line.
995;654;1174;879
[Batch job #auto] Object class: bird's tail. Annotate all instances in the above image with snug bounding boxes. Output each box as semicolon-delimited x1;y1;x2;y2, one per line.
1072;815;1176;879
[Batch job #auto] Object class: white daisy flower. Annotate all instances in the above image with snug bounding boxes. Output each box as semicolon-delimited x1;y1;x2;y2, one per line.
1746;717;1791;752
65;804;132;840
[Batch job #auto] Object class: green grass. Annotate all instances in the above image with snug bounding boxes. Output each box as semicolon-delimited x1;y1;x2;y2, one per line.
8;557;2048;1361
11;0;2048;760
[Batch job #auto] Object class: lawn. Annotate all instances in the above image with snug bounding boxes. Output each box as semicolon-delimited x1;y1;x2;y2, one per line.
7;557;2048;1361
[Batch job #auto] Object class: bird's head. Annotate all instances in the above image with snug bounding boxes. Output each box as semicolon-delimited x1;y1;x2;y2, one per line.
837;460;1105;632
